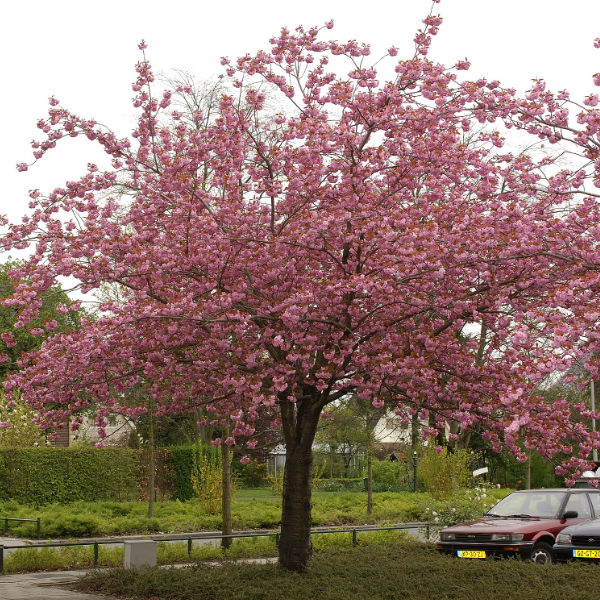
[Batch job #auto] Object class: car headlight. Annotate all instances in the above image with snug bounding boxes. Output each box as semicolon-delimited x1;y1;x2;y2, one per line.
491;533;524;542
556;533;571;545
440;532;455;541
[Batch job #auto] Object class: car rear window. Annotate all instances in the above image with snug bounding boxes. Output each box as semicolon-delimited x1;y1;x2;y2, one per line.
487;491;565;518
564;493;592;519
589;493;600;517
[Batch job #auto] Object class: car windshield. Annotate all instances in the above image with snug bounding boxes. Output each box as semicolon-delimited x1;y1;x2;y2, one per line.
486;491;566;519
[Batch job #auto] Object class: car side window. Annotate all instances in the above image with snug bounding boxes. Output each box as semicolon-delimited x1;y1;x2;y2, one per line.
588;493;600;518
564;493;592;519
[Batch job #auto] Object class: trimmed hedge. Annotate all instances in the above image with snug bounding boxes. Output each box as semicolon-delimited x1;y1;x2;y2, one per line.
0;447;139;504
0;444;222;505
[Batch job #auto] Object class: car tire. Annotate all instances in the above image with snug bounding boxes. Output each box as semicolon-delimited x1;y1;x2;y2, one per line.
530;542;553;564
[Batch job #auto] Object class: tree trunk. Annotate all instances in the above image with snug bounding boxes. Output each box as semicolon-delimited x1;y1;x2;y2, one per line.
329;445;334;478
221;432;233;550
147;405;155;519
526;450;531;490
278;393;321;572
411;412;419;451
367;438;373;514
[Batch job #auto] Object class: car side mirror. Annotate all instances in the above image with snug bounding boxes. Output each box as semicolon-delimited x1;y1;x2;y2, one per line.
562;510;578;519
483;510;489;516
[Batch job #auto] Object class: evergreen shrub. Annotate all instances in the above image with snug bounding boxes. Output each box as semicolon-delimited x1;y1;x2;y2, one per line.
167;444;219;501
0;447;139;504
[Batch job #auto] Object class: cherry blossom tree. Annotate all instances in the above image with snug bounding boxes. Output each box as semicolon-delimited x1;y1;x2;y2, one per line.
4;9;600;571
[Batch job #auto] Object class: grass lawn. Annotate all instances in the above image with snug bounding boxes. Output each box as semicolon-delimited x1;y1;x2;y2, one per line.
3;528;410;574
0;487;509;539
75;541;600;600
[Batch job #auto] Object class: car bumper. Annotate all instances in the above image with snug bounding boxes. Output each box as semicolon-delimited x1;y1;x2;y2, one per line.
436;541;535;559
553;544;600;563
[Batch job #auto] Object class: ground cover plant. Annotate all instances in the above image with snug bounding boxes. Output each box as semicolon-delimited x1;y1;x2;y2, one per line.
0;488;508;538
75;542;599;600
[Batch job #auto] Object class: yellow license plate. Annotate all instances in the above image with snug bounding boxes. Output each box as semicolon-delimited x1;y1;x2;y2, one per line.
457;550;486;559
574;549;600;559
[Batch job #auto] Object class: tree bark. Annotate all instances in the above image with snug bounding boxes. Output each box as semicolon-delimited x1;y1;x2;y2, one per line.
221;432;233;550
411;412;419;451
367;438;373;514
147;404;155;518
278;393;322;572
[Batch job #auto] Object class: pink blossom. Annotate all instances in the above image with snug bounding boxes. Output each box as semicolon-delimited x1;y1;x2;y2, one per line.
6;21;600;567
240;456;250;465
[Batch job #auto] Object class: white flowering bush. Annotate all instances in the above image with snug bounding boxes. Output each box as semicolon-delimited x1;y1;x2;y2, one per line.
418;485;511;536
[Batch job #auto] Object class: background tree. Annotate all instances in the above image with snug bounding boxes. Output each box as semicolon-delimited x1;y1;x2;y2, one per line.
316;396;387;513
315;403;366;478
5;15;600;573
0;259;80;380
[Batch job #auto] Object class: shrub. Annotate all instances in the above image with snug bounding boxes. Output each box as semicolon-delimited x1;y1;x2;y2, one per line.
76;541;600;600
233;458;268;488
315;478;363;492
168;444;220;501
137;448;176;501
192;450;222;514
418;447;473;500
0;447;139;504
418;486;511;535
370;459;413;490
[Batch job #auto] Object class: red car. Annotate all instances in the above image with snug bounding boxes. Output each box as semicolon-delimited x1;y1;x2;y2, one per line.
436;488;600;564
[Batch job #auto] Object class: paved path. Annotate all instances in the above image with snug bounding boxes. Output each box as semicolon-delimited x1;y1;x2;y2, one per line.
0;569;113;600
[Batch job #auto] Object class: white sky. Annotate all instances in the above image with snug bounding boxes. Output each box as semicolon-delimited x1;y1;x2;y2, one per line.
2;0;600;226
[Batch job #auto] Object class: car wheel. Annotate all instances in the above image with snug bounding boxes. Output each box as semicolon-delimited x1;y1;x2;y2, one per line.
530;542;553;564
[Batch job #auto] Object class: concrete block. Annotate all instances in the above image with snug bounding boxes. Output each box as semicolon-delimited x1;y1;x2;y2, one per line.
123;540;157;569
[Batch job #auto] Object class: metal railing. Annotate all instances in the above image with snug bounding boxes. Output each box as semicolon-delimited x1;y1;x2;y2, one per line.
1;517;41;540
0;522;429;574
